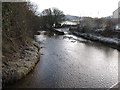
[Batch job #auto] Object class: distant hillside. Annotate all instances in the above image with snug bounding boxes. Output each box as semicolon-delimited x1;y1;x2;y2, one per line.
65;14;79;21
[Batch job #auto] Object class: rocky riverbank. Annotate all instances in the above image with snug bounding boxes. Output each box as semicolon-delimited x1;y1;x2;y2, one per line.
2;40;41;87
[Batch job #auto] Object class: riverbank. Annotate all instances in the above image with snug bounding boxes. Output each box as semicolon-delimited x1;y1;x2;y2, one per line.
5;33;118;88
70;30;120;51
2;40;40;87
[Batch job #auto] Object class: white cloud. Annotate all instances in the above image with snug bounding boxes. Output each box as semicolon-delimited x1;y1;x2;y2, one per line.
30;0;119;18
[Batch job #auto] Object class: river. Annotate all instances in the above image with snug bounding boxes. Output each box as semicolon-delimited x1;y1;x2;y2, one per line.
6;28;119;88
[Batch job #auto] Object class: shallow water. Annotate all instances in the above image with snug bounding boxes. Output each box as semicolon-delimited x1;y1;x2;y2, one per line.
6;29;119;88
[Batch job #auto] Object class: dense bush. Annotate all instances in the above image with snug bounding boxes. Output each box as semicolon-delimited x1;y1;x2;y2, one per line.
95;30;120;38
2;2;41;62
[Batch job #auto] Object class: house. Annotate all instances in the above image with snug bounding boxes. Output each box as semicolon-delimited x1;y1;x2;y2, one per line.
113;6;120;30
113;7;120;18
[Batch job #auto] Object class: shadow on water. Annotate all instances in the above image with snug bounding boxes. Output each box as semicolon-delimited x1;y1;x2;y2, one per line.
42;30;63;38
5;30;119;88
70;36;119;60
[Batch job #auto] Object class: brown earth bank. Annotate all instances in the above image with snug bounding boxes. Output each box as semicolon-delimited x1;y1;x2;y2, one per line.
2;40;40;87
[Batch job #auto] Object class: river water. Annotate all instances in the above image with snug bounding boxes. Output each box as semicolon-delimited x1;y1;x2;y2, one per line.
6;28;119;88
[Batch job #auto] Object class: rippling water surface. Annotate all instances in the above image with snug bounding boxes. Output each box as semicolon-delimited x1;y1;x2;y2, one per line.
6;29;119;88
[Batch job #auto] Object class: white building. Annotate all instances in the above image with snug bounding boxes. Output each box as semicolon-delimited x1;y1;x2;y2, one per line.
113;7;120;18
61;21;78;26
113;5;120;30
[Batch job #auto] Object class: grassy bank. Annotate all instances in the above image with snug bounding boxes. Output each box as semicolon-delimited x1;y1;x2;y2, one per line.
2;40;40;86
70;29;120;51
2;2;41;87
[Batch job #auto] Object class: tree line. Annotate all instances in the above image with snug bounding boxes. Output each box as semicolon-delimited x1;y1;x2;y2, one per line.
2;2;39;62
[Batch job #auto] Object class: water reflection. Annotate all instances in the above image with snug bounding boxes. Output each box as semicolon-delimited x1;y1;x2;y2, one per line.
6;32;119;88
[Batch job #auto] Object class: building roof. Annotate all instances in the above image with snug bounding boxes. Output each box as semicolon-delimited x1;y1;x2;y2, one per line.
113;7;120;14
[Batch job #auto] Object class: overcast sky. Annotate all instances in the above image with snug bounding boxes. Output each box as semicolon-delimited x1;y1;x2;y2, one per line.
29;0;119;18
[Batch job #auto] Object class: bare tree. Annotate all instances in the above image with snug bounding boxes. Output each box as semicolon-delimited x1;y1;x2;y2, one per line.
41;8;65;29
